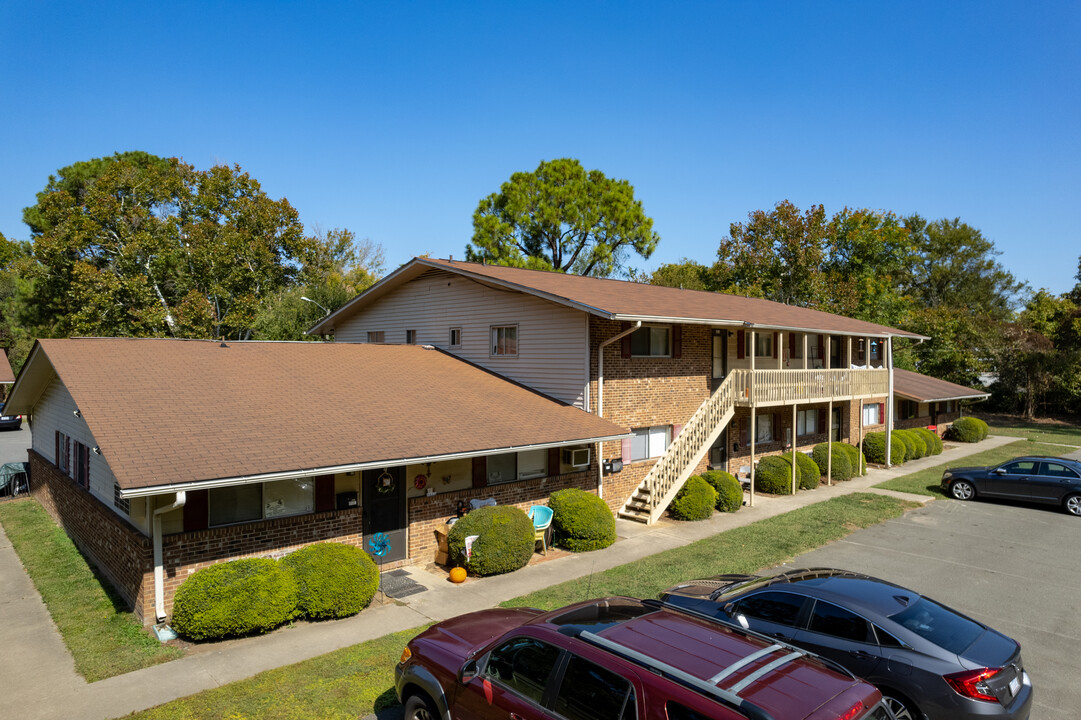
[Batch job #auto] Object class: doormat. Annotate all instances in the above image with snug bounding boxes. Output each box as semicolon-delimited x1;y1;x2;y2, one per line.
381;569;428;599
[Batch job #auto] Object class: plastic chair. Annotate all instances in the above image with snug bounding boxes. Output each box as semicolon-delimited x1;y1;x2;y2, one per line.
527;505;554;555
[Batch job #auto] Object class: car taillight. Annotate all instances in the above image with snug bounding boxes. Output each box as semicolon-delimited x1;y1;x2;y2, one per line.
944;667;1002;702
837;701;864;720
399;646;412;664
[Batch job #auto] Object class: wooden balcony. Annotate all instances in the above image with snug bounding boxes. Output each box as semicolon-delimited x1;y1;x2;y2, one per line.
731;367;888;407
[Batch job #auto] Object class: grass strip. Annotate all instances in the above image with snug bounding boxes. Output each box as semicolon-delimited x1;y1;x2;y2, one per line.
503;492;917;610
980;418;1081;447
874;440;1067;496
0;498;183;681
126;492;915;719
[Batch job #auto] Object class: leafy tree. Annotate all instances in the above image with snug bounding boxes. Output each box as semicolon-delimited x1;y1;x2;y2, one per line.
640;258;718;291
21;152;342;340
467;158;659;277
0;232;35;377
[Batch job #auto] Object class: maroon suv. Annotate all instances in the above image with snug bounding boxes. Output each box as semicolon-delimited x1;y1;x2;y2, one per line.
395;597;895;720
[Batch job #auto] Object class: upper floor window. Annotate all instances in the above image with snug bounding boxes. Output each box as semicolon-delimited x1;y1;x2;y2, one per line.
113;483;130;515
630;325;670;357
367;331;385;344
56;431;71;474
449;327;462;347
405;329;417;344
491;325;518;356
745;332;774;358
73;442;90;489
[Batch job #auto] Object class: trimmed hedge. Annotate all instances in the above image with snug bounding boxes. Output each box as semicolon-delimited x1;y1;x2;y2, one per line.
840;442;867;476
549;488;616;552
172;558;297;640
448;505;534;576
702;470;743;512
894;430;919;460
670;476;717;521
754;455;794;495
946;416;986;443
281;542;379;619
915;427;943;455
863;431;906;465
903;429;928;459
812;443;853;482
782;451;821;490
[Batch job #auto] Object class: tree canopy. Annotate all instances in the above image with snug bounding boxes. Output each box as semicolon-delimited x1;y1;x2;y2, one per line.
467;158;659;277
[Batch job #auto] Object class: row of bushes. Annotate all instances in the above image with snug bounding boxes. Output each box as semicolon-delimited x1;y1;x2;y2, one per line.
172;542;379;641
863;427;945;465
945;416;989;443
811;442;866;482
670;470;743;520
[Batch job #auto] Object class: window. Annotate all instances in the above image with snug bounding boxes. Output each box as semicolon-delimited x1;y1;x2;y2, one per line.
1040;462;1080;479
554;655;636;720
405;329;417;344
1000;460;1037;475
631;426;670;462
797;409;817;437
630;325;670;357
263;479;314;517
888;597;983;655
367;331;385;343
209;484;262;526
449;327;462;347
790;334;803;359
113;483;130;515
808;600;873;643
56;431;71;474
486;450;549;484
737;591;805;627
808;334;822;361
897;399;918;420
862;404;881;425
872;624;904;648
517;449;548;480
755;414;773;443
484;637;561;705
746;332;773;358
73;442;90;489
491;325;518;356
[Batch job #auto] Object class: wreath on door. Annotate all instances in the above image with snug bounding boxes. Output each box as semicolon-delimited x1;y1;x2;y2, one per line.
376;469;396;494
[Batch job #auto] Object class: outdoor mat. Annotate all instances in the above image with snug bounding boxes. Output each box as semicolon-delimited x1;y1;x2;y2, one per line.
380;569;428;598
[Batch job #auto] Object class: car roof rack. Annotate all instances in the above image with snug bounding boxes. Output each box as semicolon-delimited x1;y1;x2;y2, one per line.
572;628;796;720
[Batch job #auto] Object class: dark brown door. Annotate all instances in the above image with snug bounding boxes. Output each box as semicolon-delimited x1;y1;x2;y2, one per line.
362;467;407;563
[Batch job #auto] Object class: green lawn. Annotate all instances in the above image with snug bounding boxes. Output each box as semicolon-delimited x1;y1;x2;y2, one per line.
978;415;1081;447
0;498;183;681
125;492;915;719
874;440;1068;496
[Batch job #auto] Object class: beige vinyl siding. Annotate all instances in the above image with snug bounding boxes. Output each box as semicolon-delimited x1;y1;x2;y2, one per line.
32;378;130;523
335;269;589;407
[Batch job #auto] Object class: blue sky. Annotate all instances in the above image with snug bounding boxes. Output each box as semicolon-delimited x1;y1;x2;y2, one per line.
2;1;1078;296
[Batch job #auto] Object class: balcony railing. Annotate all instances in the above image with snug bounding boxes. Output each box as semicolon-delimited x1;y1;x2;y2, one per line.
732;368;888;406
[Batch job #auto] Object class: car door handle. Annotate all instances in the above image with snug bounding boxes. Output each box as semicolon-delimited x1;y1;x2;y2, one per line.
770;632;790;640
849;650;874;659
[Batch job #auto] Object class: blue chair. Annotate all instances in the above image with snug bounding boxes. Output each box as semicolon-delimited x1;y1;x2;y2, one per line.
527;505;554;555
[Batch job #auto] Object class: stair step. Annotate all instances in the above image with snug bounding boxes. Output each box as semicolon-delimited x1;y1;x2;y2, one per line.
618;509;650;523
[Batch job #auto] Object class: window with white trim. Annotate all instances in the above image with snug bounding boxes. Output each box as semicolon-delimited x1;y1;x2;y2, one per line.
746;333;774;358
367;331;385;343
449;327;462;347
797;409;817;437
208;479;314;527
755;414;773;443
630;325;671;357
631;426;670;462
486;449;549;484
862;404;881;425
491;325;518;356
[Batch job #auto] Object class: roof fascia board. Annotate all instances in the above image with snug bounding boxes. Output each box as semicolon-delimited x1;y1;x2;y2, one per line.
895;391;991;402
609;314;928;339
4;342;55;415
120;432;632;498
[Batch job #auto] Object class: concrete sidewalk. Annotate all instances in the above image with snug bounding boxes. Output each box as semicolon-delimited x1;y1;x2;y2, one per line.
0;434;1024;720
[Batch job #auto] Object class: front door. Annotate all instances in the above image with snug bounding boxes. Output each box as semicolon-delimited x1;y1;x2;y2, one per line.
712;329;728;391
362;467;407;563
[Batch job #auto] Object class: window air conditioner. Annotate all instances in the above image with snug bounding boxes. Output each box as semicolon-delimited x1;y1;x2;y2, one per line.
562;447;590;468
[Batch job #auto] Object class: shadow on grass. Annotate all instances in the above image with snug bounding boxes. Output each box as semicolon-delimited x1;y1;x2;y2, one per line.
373;686;401;714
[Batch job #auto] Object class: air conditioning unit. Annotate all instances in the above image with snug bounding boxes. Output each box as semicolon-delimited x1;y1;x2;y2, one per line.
562;447;590;468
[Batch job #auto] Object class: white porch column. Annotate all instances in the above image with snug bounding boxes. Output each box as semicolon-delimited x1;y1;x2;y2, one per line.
827;399;833;486
846;336;852;368
791;403;798;494
802;334;808;370
885;337;894;468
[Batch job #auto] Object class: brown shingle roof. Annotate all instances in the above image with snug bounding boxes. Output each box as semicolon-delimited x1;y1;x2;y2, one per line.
311;258;926;339
17;339;628;492
0;350;13;384
893;368;990;403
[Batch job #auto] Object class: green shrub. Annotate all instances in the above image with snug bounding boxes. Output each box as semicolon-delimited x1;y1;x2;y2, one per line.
281;543;378;619
783;451;821;490
172;558;297;641
903;429;927;459
812;443;853;482
448;505;534;576
702;470;743;512
915;427;943;455
839;443;867;475
891;430;913;462
754;456;794;495
862;432;887;464
548;489;616;552
669;476;717;521
972;417;990;440
946;417;984;443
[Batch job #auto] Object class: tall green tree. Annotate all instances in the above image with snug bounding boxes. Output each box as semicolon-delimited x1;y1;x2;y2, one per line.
21;152;344;340
467;158;659;277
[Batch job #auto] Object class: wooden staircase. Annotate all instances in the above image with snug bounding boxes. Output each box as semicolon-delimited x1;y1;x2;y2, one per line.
618;373;746;524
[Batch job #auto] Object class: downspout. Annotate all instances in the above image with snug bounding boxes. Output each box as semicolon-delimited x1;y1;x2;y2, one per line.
153;492;186;622
596;321;641;499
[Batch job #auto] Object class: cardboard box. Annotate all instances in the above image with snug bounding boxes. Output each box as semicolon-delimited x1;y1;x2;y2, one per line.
435;550;449;566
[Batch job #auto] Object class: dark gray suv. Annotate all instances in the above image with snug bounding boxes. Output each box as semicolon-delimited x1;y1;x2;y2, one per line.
660;569;1033;720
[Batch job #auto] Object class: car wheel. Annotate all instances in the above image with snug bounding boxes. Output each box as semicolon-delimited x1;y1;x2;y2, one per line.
950;480;975;501
404;692;438;720
1065;494;1081;517
880;691;919;720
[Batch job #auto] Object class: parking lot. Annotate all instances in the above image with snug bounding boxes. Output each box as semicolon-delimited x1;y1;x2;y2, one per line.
782;495;1078;720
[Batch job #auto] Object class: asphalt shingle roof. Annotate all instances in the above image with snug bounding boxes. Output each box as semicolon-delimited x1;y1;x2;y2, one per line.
893;368;990;402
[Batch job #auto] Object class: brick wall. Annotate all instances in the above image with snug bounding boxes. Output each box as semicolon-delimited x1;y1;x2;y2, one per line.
407;469;595;561
725;403;847;473
28;449;153;620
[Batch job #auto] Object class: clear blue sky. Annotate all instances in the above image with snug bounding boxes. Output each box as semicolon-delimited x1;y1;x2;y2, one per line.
2;1;1078;296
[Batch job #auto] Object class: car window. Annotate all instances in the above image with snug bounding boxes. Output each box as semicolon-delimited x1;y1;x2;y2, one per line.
553;655;636;720
484;637;562;704
1001;460;1038;474
736;592;805;627
807;600;873;643
1039;462;1080;479
888;598;984;654
665;702;713;720
872;624;904;648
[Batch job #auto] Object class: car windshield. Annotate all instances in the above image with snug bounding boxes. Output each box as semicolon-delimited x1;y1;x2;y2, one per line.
888;597;984;654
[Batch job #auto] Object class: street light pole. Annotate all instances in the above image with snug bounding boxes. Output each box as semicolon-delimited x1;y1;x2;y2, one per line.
300;296;330;317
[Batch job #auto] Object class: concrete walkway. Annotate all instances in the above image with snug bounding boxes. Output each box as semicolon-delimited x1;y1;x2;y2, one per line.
0;434;1026;720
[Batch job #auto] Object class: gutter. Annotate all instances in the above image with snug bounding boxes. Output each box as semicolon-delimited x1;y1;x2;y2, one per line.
609;315;929;341
152;491;186;622
595;321;641;499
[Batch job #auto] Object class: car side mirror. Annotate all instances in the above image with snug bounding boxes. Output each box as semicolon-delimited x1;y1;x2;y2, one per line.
723;603;750;629
994;468;1006;475
459;658;479;684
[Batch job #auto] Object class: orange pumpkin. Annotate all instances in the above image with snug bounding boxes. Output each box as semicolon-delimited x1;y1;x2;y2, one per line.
449;566;467;583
